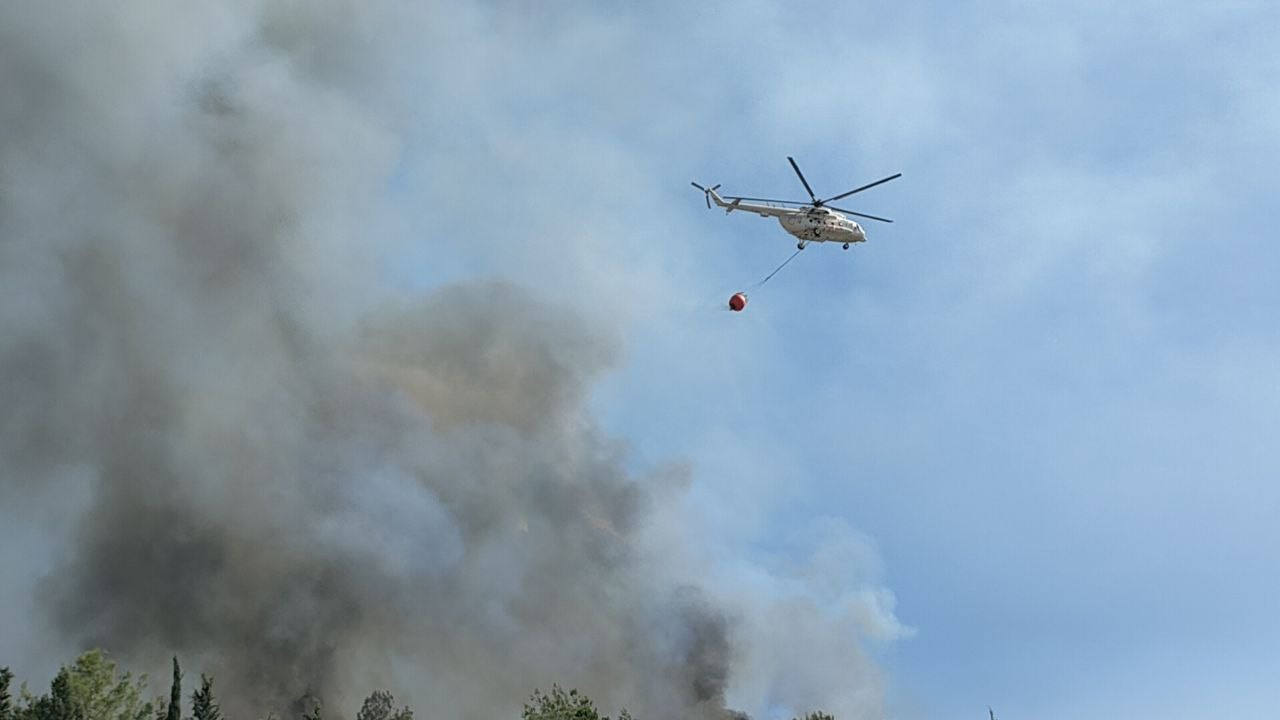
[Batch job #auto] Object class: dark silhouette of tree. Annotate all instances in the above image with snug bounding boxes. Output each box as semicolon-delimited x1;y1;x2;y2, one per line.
355;691;391;720
355;691;410;720
164;659;180;720
793;713;835;720
190;676;220;720
1;667;14;720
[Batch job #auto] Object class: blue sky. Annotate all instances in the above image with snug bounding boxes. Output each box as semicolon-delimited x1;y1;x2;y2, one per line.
0;2;1275;718
388;2;1280;717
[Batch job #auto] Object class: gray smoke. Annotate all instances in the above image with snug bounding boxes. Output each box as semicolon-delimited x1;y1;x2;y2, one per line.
0;3;901;719
0;2;741;718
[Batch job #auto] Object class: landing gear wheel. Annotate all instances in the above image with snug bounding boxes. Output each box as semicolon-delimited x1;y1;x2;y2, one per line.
843;243;850;250
797;242;805;250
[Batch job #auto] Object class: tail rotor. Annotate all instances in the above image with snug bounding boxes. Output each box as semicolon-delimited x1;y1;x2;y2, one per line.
690;181;720;209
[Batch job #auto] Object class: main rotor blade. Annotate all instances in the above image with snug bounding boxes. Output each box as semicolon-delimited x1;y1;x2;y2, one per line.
828;205;894;223
822;173;902;204
725;196;811;205
691;181;707;191
787;156;819;203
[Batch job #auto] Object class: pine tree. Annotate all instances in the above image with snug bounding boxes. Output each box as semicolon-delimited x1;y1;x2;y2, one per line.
519;686;635;720
355;692;392;720
0;667;14;720
49;669;78;720
20;652;149;720
24;668;81;720
356;691;411;720
522;686;612;720
165;660;181;720
189;677;219;720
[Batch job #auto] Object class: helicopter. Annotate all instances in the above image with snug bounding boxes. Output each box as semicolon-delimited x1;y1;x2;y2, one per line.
692;157;901;250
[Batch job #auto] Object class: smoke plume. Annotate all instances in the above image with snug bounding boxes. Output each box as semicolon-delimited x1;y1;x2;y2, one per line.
0;3;902;719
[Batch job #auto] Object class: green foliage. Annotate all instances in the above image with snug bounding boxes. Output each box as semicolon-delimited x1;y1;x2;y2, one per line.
522;686;599;720
1;667;14;720
21;665;81;720
164;660;180;720
521;686;631;720
793;713;835;720
190;676;220;720
355;691;410;720
19;651;152;720
6;655;684;720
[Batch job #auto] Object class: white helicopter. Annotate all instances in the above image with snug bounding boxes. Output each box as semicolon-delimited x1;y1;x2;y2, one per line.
692;157;901;250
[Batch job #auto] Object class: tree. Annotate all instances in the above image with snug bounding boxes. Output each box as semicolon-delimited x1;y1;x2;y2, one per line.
354;692;390;720
164;660;180;720
355;691;411;720
521;686;631;720
793;713;835;720
522;686;599;720
189;677;220;720
1;667;14;720
20;666;81;720
20;651;152;720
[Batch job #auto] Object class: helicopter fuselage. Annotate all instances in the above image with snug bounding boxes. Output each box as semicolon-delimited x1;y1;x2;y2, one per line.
778;208;866;244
